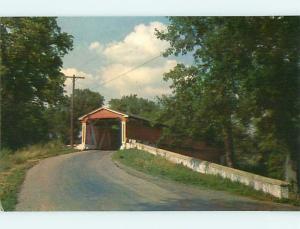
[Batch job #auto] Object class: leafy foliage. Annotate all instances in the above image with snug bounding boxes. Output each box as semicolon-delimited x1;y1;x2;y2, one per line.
155;16;300;186
109;94;161;120
0;17;73;149
47;88;104;144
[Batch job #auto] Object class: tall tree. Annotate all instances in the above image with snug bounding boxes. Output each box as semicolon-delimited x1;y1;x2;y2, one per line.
156;17;249;167
156;17;300;189
109;94;160;120
0;17;73;149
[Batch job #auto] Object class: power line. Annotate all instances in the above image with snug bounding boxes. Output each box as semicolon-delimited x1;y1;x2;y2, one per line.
98;54;162;87
67;52;163;89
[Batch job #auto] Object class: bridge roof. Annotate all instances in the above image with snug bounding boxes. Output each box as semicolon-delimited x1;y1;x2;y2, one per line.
78;106;152;123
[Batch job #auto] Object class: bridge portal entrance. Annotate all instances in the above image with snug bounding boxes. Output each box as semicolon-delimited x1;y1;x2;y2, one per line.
92;119;121;150
77;107;163;151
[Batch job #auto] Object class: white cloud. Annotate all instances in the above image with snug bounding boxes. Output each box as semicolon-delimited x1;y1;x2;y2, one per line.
64;21;176;101
102;22;169;64
99;59;177;99
89;41;101;50
88;41;103;53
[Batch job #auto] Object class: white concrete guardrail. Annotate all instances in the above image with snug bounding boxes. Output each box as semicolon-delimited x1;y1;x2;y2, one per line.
125;139;290;199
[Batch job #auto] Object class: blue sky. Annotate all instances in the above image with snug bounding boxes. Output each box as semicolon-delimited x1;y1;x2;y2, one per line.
57;17;191;102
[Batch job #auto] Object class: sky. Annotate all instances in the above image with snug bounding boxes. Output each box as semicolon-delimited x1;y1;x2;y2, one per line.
57;17;192;103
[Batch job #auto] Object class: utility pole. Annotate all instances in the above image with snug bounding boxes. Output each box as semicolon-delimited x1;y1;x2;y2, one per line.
65;75;85;147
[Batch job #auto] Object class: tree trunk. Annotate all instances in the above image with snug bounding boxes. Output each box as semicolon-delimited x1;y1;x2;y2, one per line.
224;121;235;168
285;153;298;192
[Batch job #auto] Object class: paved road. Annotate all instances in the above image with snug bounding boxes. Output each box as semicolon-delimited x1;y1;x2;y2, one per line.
16;150;299;211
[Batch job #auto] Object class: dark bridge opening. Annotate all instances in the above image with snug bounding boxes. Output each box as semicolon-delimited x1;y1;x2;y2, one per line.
92;119;122;150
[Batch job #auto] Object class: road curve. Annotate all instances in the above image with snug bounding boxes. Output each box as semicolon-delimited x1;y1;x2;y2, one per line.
16;150;299;211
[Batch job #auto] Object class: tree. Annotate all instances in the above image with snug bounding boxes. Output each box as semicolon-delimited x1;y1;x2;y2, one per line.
109;94;160;121
0;17;73;149
45;96;69;143
156;17;250;167
47;89;105;144
156;17;300;189
155;65;224;148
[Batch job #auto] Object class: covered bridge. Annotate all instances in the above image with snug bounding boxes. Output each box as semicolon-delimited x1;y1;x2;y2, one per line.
77;107;224;164
77;107;163;150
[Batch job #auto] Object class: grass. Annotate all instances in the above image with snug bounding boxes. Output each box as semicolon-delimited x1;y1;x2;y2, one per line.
113;149;300;206
0;141;77;211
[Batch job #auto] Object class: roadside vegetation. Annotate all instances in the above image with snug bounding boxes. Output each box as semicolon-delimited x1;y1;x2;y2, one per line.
108;17;300;192
154;17;300;189
0;141;76;211
113;149;300;206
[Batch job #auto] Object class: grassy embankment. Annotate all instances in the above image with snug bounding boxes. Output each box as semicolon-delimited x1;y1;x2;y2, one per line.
0;141;76;211
113;149;300;206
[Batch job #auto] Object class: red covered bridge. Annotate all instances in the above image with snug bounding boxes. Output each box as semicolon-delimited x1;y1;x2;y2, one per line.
77;106;224;163
77;107;163;150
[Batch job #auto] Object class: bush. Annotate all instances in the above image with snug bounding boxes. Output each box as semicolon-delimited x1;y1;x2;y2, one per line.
0;148;13;159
